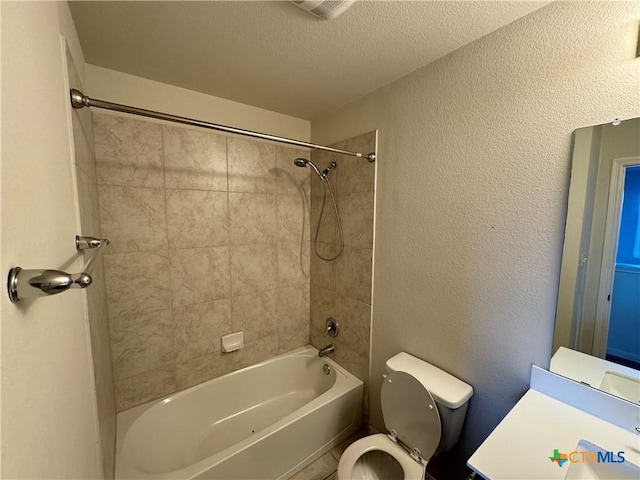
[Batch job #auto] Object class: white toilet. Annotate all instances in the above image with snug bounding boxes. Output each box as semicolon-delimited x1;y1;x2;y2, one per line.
337;352;473;480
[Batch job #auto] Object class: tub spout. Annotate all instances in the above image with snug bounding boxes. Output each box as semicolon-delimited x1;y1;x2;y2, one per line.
318;344;335;357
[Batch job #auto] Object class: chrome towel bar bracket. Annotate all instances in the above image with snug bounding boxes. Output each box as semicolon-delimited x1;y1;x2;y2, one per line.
7;236;109;303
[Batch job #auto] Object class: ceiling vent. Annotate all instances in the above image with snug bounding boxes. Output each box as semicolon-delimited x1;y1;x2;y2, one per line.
291;1;356;20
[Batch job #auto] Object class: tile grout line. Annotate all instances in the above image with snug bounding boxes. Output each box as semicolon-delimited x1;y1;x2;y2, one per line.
275;147;282;353
160;125;179;396
225;135;235;346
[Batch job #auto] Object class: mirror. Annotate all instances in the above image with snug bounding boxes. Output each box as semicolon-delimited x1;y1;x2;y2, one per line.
551;117;640;402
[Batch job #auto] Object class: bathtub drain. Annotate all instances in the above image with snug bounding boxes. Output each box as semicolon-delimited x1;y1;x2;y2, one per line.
323;364;331;375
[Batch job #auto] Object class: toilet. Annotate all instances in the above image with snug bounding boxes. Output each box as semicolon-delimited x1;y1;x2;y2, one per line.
337;352;473;480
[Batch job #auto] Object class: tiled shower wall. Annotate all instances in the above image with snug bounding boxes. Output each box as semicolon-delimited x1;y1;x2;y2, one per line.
309;131;376;422
68;53;116;478
94;112;311;411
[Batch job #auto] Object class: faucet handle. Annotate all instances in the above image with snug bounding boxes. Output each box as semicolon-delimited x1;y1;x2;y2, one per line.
325;318;339;338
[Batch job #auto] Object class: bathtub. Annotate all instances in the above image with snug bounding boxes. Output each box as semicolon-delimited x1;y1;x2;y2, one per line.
115;346;363;479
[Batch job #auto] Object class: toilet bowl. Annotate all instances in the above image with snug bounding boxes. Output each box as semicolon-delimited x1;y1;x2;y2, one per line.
337;353;473;480
338;434;423;480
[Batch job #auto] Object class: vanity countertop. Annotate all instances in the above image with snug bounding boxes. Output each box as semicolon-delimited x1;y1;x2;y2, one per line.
467;389;640;480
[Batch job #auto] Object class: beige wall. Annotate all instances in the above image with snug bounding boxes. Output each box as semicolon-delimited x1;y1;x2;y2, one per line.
86;65;310;142
312;1;640;476
1;2;102;477
553;124;606;353
309;131;376;423
93;112;311;410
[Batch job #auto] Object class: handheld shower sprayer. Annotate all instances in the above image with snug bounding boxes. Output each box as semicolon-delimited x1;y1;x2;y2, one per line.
293;158;344;261
294;157;323;178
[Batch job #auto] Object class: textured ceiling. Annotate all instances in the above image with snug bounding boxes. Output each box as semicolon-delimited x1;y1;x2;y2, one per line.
69;1;549;119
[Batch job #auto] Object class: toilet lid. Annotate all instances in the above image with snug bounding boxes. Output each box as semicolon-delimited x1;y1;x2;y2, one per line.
381;370;441;461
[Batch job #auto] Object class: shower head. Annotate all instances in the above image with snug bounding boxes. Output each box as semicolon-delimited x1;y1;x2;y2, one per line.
294;157;321;178
293;157;336;179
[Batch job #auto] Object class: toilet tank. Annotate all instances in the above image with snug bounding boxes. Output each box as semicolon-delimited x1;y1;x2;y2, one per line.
385;352;473;453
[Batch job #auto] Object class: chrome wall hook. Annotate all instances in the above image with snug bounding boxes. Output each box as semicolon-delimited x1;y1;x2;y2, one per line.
7;235;109;303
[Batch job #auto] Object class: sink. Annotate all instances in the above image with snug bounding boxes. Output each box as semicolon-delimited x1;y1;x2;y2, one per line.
599;371;640;404
564;440;640;480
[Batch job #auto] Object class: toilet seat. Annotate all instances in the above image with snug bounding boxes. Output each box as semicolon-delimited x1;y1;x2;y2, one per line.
381;371;441;462
337;434;425;480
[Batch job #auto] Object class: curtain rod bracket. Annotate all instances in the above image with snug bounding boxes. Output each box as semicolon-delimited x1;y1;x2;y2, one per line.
70;89;90;109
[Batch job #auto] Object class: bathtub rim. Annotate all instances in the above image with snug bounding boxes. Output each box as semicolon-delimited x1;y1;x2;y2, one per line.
115;344;363;479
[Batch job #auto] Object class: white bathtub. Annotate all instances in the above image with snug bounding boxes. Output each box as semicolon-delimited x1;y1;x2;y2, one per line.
115;346;363;479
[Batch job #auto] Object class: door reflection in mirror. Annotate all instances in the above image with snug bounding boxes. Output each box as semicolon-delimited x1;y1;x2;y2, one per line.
553;118;640;372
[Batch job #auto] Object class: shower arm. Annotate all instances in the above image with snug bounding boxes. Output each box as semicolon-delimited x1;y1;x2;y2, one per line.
70;89;376;163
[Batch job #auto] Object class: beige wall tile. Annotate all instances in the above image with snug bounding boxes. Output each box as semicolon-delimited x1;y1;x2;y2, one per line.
278;285;310;353
335;247;372;305
73;115;97;181
278;195;310;287
278;242;310;288
332;132;376;196
310;183;337;245
308;132;374;398
310;286;335;332
309;326;325;350
231;291;278;344
110;309;174;380
98;185;168;253
336;157;374;196
75;166;102;238
115;367;176;411
339;191;374;250
276;146;310;196
94;112;164;187
332;347;368;383
277;194;308;244
92;116;316;402
229;193;277;246
169;247;230;306
166;189;229;249
230;333;279;371
175;351;235;391
173;299;232;362
230;244;278;296
103;251;171;320
163;126;227;191
332;131;376;155
310;247;336;289
335;295;371;359
228;137;276;193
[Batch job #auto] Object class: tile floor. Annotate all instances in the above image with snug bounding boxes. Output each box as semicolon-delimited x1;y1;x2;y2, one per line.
288;429;367;480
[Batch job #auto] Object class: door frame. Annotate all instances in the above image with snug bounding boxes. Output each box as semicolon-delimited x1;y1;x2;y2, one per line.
592;156;640;357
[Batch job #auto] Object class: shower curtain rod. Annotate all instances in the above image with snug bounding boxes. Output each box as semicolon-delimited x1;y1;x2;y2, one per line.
70;89;376;163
